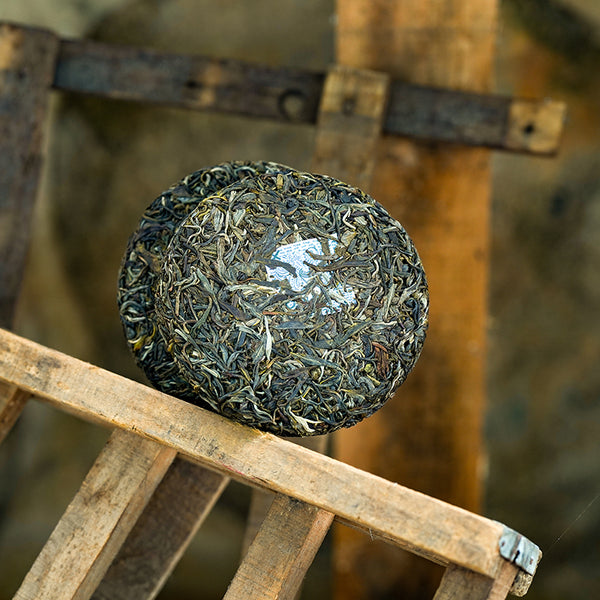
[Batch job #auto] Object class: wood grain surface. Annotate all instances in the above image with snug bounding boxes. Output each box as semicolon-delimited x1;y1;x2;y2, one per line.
226;494;333;600
92;458;228;600
0;328;519;584
0;24;59;328
333;0;499;597
13;429;175;600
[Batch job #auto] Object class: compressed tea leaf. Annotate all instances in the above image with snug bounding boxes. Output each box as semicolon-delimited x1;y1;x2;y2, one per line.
118;161;428;436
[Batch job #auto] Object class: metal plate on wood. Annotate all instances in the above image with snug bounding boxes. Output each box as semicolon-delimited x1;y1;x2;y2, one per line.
499;526;542;576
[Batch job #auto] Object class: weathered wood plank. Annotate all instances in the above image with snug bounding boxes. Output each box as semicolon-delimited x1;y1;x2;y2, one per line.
433;561;519;600
0;23;59;328
13;429;176;600
92;458;228;600
311;65;389;190
53;37;323;124
0;380;29;444
505;98;567;154
242;436;327;557
47;33;565;154
386;83;566;154
0;328;529;585
225;494;333;600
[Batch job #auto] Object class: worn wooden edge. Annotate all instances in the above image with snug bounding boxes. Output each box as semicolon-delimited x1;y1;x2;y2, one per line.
504;98;567;155
433;560;520;600
0;23;60;328
0;380;29;444
13;429;176;600
0;21;561;154
225;494;334;600
92;458;229;600
0;328;537;587
510;570;535;597
243;436;327;557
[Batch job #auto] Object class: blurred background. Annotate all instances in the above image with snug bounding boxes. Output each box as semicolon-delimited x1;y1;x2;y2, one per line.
0;0;598;598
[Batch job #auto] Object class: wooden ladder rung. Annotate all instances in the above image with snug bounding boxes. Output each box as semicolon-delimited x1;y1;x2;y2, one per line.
226;494;333;600
0;329;540;599
0;381;29;444
433;561;520;600
13;430;176;600
92;457;228;600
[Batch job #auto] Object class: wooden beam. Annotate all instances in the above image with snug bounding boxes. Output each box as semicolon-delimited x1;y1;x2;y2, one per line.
91;458;229;600
386;83;565;155
0;328;537;594
225;494;333;600
53;37;323;124
0;23;59;328
333;0;499;598
311;65;390;190
433;561;519;600
13;429;176;600
48;33;564;154
0;380;29;444
241;436;328;558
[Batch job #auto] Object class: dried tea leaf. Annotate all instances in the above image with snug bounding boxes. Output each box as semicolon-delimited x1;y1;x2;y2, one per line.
117;161;428;436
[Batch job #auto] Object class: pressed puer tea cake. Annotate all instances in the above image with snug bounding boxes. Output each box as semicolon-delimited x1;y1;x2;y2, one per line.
118;161;428;436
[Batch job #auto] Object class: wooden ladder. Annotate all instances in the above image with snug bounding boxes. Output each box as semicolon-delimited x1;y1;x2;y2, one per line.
0;328;540;600
0;22;558;600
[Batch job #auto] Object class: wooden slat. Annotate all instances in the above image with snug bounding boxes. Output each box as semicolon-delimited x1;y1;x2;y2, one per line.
0;380;29;444
242;437;328;557
14;429;176;600
53;37;323;124
225;494;333;600
433;561;519;600
0;328;531;586
311;65;389;190
47;33;565;154
92;458;228;600
0;23;59;328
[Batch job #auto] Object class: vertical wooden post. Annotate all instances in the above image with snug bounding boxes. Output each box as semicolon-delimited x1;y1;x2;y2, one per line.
333;1;498;598
433;561;519;600
0;23;59;451
0;24;59;329
0;382;29;444
92;458;229;600
226;494;333;600
14;430;176;600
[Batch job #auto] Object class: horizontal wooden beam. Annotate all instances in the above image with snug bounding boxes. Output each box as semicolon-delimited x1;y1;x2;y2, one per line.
53;37;324;126
51;35;565;155
0;23;60;328
225;494;334;600
0;328;537;594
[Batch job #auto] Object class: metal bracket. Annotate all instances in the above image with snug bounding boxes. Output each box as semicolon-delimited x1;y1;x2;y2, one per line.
498;525;542;575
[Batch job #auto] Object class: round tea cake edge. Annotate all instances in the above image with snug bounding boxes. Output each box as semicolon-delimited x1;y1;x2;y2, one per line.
149;168;429;436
